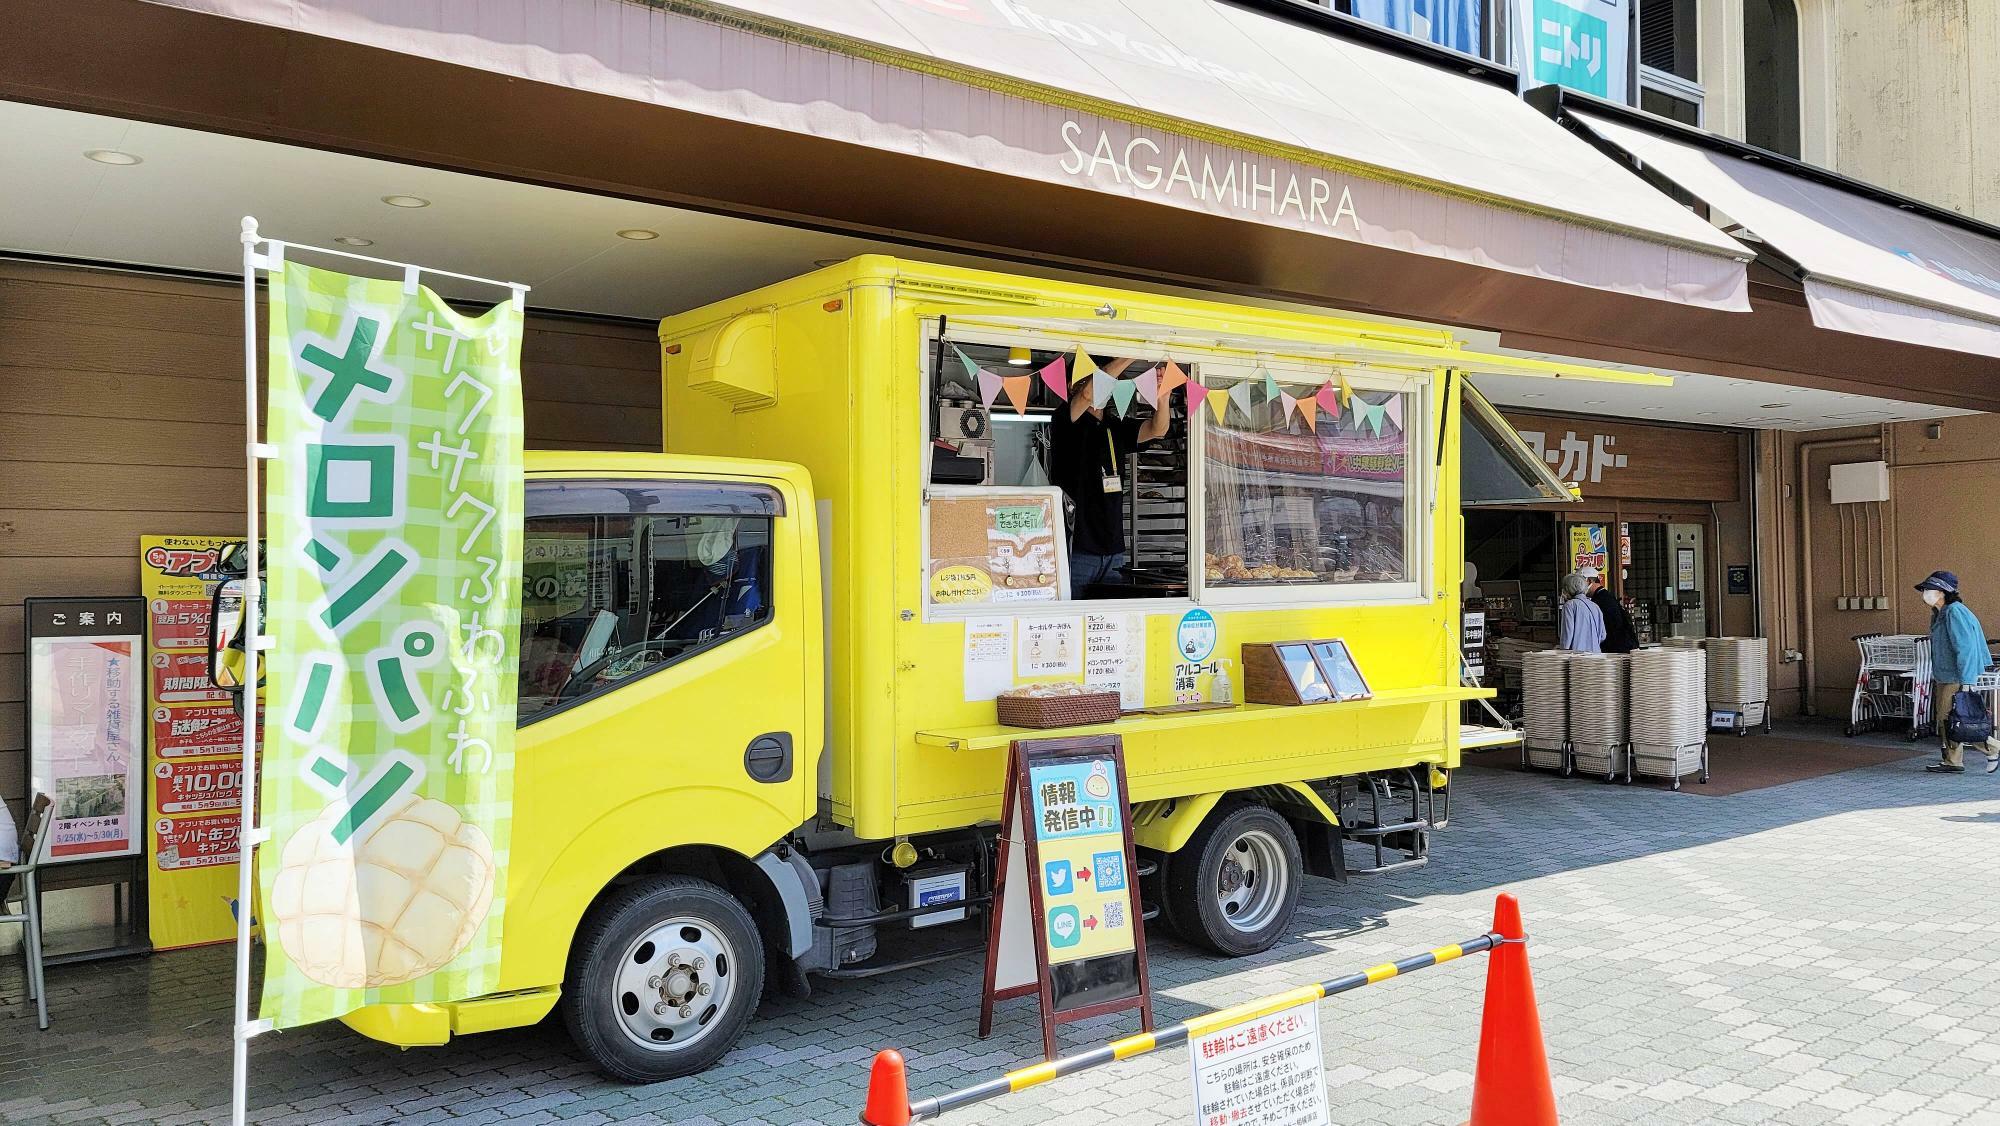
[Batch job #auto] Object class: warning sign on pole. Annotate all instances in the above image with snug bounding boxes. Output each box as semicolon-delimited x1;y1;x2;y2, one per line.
1187;998;1329;1126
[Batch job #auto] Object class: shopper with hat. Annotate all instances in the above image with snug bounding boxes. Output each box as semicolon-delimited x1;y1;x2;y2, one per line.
1580;566;1639;654
1557;572;1605;654
1915;570;1999;773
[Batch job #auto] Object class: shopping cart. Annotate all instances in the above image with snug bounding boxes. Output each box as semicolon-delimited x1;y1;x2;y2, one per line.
1845;633;1933;741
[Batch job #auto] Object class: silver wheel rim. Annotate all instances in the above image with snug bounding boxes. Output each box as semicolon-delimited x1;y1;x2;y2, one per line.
1214;828;1289;935
612;916;737;1052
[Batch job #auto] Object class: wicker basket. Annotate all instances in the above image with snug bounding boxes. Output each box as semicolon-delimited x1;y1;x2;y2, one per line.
996;691;1122;729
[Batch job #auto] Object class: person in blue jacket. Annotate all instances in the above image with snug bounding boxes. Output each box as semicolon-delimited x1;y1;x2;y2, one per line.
1917;570;1998;773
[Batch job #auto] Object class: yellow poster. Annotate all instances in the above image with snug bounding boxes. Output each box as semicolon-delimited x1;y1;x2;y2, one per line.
140;534;249;950
1027;757;1136;965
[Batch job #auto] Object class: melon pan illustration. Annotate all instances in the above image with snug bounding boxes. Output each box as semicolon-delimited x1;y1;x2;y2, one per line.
271;792;495;990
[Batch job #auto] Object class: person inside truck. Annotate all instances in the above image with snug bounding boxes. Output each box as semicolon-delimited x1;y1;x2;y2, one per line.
1049;356;1173;590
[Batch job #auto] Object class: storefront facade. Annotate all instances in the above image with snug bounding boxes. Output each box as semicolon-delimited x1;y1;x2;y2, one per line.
5;0;2000;956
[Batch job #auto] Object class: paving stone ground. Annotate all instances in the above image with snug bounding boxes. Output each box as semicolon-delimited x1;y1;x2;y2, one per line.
6;720;2000;1125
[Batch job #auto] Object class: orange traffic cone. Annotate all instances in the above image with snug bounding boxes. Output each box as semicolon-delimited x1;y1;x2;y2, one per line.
861;1048;912;1126
1464;893;1559;1126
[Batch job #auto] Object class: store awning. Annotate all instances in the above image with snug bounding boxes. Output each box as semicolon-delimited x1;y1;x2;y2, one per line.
139;0;1751;311
1571;110;2000;360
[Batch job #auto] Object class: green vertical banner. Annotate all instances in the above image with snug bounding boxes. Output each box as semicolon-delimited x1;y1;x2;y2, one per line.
260;260;524;1029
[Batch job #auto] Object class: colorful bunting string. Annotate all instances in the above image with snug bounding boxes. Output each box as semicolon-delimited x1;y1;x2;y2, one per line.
1091;370;1116;410
1278;390;1297;421
976;369;1003;409
1314;383;1342;421
1000;375;1030;414
1135;366;1160;407
1337;374;1354;409
1158;361;1188;400
1037;355;1069;401
1384;396;1404;431
1071;349;1099;386
1184;380;1211;416
1109;378;1138;417
1227;381;1258;420
1260;367;1283;404
1207;385;1231;424
954;345;982;384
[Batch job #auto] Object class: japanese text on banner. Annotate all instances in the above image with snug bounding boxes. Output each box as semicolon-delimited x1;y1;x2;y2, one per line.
258;261;523;1029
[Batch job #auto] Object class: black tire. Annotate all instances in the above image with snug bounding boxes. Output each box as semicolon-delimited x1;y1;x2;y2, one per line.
563;876;765;1084
1166;802;1303;957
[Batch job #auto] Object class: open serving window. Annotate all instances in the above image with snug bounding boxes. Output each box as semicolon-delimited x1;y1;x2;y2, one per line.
922;316;1431;617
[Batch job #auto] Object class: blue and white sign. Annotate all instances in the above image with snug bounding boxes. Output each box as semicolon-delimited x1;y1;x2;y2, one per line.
1175;608;1218;664
1515;0;1629;102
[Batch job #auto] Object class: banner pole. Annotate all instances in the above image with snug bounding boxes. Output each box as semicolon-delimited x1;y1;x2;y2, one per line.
231;215;267;1126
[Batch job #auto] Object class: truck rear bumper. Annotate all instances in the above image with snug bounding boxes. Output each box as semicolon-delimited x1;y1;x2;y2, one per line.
340;987;563;1047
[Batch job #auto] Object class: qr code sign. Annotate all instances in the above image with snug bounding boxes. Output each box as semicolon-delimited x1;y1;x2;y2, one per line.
1104;900;1125;929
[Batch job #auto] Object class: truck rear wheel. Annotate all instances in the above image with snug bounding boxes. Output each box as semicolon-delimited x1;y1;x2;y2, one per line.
563;875;765;1083
1166;802;1303;957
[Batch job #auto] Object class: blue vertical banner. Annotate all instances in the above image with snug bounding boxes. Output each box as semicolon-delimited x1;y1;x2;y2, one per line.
1353;0;1484;56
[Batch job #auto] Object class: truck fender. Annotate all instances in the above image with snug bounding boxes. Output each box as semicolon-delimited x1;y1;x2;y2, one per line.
1131;784;1338;854
754;848;819;960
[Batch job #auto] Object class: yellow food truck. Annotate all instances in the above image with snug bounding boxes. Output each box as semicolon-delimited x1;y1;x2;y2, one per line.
326;257;1598;1081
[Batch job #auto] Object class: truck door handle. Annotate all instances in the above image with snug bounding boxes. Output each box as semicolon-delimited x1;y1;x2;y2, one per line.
744;732;794;783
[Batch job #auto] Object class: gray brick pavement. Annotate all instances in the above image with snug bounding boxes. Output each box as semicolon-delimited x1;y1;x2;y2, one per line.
4;721;2000;1123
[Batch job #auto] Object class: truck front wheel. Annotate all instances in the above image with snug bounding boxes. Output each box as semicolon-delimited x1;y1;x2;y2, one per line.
1166;803;1303;957
563;875;766;1083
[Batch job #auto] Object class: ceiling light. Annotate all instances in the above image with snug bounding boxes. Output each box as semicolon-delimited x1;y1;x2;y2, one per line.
1521;392;1544;398
84;149;141;166
616;228;659;241
1584;400;1606;405
381;195;431;208
333;236;374;247
1759;403;1785;409
1643;405;1662;411
1697;412;1717;417
1007;346;1032;367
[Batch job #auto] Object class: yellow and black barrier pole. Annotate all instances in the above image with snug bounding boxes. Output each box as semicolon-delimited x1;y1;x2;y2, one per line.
861;919;1516;1125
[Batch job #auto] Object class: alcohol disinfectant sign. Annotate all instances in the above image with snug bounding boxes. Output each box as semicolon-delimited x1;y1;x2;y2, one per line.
260;261;523;1029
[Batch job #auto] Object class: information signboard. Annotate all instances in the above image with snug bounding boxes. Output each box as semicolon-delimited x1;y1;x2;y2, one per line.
26;597;147;863
980;734;1153;1060
1187;999;1330;1126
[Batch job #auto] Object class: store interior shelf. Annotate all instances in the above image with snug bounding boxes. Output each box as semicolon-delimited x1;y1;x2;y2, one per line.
917;685;1495;751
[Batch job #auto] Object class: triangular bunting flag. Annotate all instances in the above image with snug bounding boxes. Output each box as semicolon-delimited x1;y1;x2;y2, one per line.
1207;386;1231;424
1228;381;1259;419
1384;396;1404;431
1358;398;1387;437
976;370;1003;408
1337;374;1354;409
1158;361;1188;400
1135;367;1160;407
1184;379;1211;415
1109;378;1138;417
1261;368;1283;404
1315;383;1342;421
1001;375;1031;414
1092;370;1116;409
1038;355;1069;400
1299;402;1318;432
1071;349;1099;386
954;345;982;384
1278;390;1298;420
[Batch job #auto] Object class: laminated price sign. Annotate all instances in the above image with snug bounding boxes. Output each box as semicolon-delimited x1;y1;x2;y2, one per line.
980;734;1153;1060
259;260;524;1029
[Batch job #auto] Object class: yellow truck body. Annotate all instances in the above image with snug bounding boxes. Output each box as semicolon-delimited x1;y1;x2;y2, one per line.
338;257;1624;1077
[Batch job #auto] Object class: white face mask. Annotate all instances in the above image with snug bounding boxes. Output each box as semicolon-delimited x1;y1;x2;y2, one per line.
1923;589;1944;608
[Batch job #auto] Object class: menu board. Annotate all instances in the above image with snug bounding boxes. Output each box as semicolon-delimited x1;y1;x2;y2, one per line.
26;598;147;862
927;486;1069;606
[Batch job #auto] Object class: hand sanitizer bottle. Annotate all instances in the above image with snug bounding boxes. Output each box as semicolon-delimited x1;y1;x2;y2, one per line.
1211;660;1234;706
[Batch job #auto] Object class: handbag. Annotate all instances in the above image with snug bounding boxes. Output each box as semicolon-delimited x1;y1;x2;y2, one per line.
1947;688;1994;745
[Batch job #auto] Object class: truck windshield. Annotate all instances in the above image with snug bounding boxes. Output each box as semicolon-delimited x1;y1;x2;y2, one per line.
518;507;773;721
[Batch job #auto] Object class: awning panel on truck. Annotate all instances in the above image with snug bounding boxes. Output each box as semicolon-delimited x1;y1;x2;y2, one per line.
1571;110;2000;360
1459;382;1573;507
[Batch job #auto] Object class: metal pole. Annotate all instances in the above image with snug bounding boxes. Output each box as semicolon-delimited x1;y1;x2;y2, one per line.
231;216;266;1126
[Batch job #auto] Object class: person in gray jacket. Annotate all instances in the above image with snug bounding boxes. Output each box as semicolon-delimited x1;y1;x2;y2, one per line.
1557;572;1605;653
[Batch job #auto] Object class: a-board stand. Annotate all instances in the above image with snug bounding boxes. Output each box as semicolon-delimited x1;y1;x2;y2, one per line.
978;734;1153;1061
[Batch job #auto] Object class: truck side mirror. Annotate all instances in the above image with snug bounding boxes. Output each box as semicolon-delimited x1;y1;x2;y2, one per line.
208;578;254;692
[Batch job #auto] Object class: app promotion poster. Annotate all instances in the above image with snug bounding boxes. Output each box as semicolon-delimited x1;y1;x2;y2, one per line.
1028;759;1133;965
